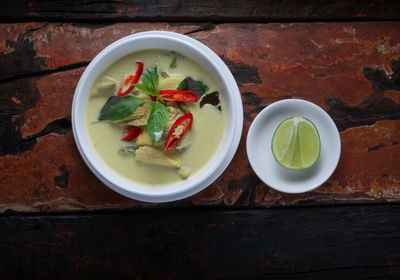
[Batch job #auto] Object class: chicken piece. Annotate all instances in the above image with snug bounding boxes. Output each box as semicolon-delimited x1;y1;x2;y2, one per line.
166;105;182;128
135;146;180;168
128;106;146;119
175;130;192;150
136;127;153;147
135;106;184;148
157;106;181;146
114;105;146;124
158;105;192;149
135;91;152;101
178;166;190;179
128;103;152;126
159;76;185;90
90;76;117;97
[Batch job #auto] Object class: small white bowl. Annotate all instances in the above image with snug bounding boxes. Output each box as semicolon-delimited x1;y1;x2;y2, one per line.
246;99;341;193
72;31;243;202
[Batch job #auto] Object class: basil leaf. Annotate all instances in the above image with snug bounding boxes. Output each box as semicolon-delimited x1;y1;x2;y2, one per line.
170;54;178;69
169;52;184;69
147;101;169;145
141;68;153;92
151;64;159;92
118;144;138;154
133;83;158;97
177;77;208;98
99;96;144;121
160;70;169;78
141;65;159;94
196;80;209;94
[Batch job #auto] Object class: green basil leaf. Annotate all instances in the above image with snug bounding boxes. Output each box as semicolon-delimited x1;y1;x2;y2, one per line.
118;144;138;154
147;101;169;145
133;83;158;97
160;70;169;78
141;67;154;92
169;52;184;69
196;80;209;94
151;64;159;93
177;76;208;97
177;79;185;90
170;54;178;69
99;96;144;121
141;65;159;94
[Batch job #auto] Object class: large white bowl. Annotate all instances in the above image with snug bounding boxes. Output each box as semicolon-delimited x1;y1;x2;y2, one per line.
72;31;243;202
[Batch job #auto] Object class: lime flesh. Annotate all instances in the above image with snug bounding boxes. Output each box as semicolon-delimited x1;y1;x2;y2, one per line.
271;117;320;170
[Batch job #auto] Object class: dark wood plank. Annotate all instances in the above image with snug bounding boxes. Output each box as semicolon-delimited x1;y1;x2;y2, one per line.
1;205;400;279
1;22;400;212
1;0;400;22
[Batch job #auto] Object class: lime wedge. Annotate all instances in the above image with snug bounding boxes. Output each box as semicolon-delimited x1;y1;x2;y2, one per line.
271;117;320;170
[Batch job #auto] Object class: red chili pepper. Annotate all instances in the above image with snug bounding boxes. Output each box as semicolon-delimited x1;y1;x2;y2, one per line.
159;90;198;102
117;61;144;96
121;126;142;141
164;113;193;151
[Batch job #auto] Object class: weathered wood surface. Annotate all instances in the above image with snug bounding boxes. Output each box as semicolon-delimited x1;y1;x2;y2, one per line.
1;22;399;212
1;205;400;279
2;0;400;22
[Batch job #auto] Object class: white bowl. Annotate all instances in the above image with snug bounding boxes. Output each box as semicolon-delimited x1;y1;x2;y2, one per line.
72;31;243;202
246;99;341;193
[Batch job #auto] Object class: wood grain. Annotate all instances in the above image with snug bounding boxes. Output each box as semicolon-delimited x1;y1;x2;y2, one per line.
1;205;400;279
1;0;400;22
0;22;399;211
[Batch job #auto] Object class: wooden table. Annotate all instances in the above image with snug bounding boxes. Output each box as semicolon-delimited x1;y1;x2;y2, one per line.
1;1;400;278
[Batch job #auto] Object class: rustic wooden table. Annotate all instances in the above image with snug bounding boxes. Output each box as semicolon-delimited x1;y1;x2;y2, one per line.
1;1;400;279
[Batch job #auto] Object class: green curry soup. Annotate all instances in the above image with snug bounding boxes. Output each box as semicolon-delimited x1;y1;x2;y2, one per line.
86;49;226;185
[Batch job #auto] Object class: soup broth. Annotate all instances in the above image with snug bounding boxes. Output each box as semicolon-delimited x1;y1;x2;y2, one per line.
86;49;225;185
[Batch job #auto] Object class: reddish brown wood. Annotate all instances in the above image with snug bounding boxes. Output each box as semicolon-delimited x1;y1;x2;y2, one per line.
0;22;198;80
0;22;399;212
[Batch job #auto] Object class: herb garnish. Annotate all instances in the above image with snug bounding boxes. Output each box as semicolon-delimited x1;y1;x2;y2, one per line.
98;65;170;145
99;96;144;121
160;69;169;78
133;64;169;145
134;65;159;97
118;144;138;154
162;51;185;69
170;52;183;69
177;77;209;98
147;101;169;144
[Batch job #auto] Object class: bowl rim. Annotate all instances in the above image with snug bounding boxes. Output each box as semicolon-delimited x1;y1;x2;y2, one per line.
72;31;243;202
